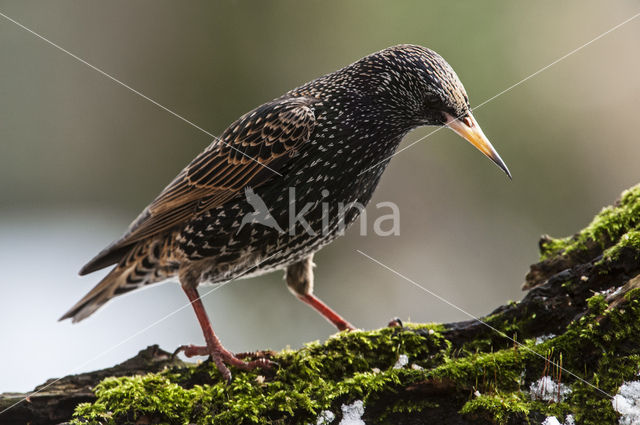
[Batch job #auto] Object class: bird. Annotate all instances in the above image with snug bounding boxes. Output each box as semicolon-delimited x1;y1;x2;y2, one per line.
60;44;510;381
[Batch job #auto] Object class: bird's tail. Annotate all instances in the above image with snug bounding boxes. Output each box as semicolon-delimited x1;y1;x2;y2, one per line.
59;238;178;323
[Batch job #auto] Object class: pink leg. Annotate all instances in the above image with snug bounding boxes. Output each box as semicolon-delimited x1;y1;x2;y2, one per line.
286;255;356;332
297;293;355;331
175;285;273;381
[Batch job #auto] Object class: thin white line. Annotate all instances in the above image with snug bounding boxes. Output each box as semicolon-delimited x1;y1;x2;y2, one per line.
359;10;640;176
0;10;282;177
0;252;280;416
0;4;630;414
356;249;614;399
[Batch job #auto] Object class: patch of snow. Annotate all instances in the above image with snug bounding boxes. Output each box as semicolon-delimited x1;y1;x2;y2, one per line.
316;410;335;425
599;287;615;296
339;400;365;425
600;286;624;298
530;376;572;402
393;354;409;369
610;286;625;298
613;381;640;425
535;334;556;344
541;415;575;425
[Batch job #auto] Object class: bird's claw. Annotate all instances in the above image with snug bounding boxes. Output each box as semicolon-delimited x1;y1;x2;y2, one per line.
173;344;276;382
388;317;404;328
173;344;210;358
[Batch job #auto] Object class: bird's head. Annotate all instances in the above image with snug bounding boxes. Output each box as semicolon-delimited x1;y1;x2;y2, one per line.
363;44;511;178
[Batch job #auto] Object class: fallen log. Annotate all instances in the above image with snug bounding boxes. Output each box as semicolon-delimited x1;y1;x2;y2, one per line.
2;184;640;425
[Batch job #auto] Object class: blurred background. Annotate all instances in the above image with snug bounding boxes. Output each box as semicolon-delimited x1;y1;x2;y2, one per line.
1;0;639;392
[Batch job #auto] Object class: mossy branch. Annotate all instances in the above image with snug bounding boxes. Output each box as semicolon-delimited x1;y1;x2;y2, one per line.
3;184;640;425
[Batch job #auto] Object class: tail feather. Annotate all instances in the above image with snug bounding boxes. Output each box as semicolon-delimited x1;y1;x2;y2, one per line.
61;238;178;323
78;242;133;276
59;266;128;323
78;209;154;276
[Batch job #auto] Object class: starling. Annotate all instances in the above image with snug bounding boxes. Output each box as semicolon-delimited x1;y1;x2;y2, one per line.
61;44;510;381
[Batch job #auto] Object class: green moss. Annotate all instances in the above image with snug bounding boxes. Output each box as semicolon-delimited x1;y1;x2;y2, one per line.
529;401;572;422
377;399;440;423
74;375;198;424
461;309;537;354
425;346;527;394
71;295;640;425
70;185;640;425
538;292;640;424
624;287;640;302
598;229;640;265
540;184;640;260
460;392;529;425
72;326;449;425
70;285;640;425
449;282;640;424
586;294;608;314
71;291;640;425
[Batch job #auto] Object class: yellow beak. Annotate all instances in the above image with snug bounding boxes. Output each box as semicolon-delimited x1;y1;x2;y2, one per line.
445;112;511;179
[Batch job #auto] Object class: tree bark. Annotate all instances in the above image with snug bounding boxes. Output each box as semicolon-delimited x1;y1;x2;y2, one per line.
2;184;639;425
0;345;184;425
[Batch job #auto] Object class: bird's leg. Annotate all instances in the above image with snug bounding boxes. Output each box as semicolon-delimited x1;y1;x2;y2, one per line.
298;293;356;331
285;255;355;331
176;283;273;381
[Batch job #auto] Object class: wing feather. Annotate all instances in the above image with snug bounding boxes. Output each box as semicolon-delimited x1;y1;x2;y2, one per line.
79;97;317;275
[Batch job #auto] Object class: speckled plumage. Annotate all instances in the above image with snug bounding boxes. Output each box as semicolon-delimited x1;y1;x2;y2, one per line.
61;44;509;380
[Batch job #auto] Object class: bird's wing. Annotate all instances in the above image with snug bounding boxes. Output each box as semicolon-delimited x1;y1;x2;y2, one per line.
80;97;317;275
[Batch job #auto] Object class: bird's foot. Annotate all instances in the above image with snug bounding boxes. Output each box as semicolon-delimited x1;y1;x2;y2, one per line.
336;320;356;332
173;344;275;382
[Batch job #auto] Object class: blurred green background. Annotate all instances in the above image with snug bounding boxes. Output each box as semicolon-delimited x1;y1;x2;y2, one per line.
1;1;639;392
